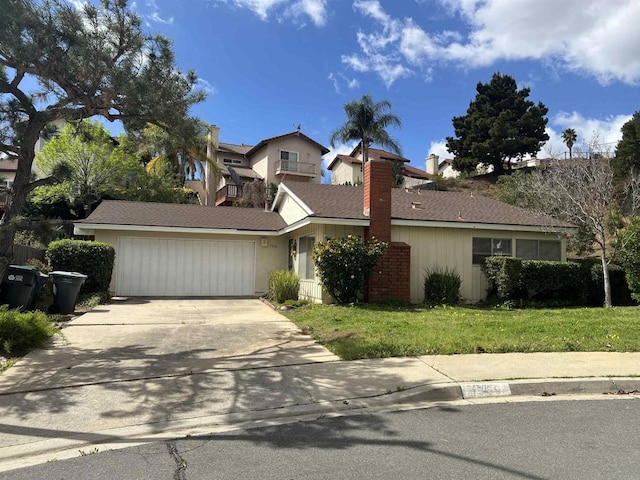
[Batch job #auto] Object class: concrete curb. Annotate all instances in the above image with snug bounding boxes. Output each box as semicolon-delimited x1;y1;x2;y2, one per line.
1;376;638;473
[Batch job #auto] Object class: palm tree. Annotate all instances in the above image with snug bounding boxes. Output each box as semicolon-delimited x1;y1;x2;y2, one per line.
139;118;219;184
329;94;402;163
562;128;578;159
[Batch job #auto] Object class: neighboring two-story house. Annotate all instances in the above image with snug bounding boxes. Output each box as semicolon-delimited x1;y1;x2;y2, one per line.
187;126;329;207
328;143;433;188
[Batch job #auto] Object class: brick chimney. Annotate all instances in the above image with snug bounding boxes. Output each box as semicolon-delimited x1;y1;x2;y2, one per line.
363;159;411;304
363;160;392;243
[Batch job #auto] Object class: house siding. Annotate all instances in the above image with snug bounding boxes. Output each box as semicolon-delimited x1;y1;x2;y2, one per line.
278;194;309;225
391;226;567;304
95;229;287;297
262;137;323;184
331;161;361;185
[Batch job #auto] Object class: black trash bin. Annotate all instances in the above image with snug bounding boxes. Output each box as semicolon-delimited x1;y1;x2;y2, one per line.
0;265;41;311
49;271;87;314
29;271;50;311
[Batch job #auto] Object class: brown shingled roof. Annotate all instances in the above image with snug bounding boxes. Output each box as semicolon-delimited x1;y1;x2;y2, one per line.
218;143;253;155
81;201;286;231
402;164;432;179
282;182;572;228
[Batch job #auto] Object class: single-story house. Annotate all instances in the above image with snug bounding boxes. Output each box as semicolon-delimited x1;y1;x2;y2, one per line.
75;161;573;303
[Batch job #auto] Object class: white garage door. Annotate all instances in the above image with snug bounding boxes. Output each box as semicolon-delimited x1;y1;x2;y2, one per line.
116;237;255;296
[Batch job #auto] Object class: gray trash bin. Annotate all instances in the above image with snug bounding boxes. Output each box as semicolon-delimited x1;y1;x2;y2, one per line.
28;271;49;311
0;265;41;311
49;271;87;314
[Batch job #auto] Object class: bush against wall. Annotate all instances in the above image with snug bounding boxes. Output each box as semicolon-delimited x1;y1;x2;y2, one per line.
482;257;584;305
423;266;461;306
312;235;387;305
268;270;300;303
46;240;115;294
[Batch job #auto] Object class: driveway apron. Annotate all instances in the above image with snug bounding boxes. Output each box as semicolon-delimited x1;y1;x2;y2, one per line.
0;299;338;459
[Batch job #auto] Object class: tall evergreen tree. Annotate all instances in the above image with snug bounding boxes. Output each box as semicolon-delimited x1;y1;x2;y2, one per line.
0;0;205;269
446;73;549;175
613;111;640;179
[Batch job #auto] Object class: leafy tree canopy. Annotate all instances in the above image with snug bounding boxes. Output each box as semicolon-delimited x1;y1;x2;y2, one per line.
613;111;640;179
0;0;205;264
446;73;549;175
35;120;139;216
330;94;402;164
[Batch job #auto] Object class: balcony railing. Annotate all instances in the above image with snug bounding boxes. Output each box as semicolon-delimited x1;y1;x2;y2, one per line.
275;160;316;176
215;184;242;205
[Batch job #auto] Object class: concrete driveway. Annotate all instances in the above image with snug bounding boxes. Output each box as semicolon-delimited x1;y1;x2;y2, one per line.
0;299;338;467
1;298;337;391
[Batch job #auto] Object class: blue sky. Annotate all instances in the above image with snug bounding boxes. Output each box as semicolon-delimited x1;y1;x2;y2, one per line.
109;1;640;176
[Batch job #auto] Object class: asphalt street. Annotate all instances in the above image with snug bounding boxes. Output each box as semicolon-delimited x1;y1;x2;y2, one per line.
3;397;638;479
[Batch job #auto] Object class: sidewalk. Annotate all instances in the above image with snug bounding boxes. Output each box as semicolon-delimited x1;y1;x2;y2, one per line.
1;350;639;472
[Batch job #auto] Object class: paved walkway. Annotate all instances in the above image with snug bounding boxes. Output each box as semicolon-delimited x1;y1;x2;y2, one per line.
0;299;639;472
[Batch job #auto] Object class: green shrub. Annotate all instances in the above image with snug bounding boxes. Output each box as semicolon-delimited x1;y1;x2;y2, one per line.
312;235;387;305
0;306;57;357
519;260;584;303
46;240;115;294
573;259;635;306
423;266;461;306
483;256;585;305
482;257;522;300
268;270;300;303
619;218;640;302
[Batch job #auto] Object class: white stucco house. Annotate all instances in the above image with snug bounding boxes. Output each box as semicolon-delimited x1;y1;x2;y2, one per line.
75;158;573;304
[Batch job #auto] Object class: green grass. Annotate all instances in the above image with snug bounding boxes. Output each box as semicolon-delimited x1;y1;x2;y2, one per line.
282;304;640;360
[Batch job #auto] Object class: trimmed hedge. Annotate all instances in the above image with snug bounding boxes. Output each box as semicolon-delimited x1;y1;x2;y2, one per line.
46;240;115;294
482;256;635;307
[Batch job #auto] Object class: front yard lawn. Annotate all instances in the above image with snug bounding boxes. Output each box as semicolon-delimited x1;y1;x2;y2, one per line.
282;305;640;360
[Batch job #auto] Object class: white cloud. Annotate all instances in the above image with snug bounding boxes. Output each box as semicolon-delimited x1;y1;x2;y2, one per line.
340;1;413;87
195;78;218;95
427;139;452;161
345;0;640;85
213;0;327;26
144;0;174;26
287;0;328;27
327;72;360;93
543;111;631;157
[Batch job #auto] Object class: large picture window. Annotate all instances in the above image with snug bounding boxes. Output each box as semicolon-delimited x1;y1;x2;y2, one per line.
298;235;315;279
516;239;561;261
472;237;512;265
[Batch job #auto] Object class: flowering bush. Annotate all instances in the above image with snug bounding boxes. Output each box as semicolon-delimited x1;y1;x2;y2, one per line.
312;235;387;304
